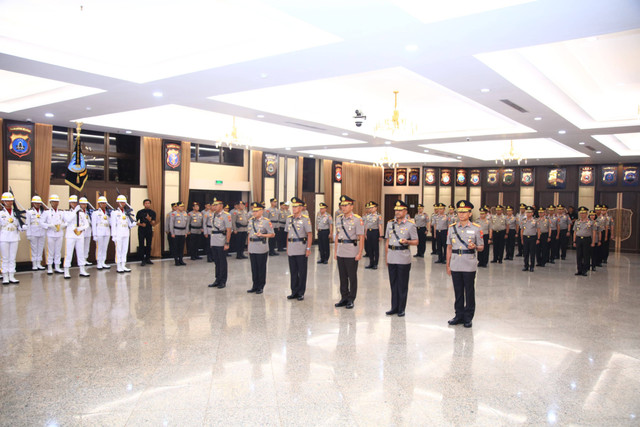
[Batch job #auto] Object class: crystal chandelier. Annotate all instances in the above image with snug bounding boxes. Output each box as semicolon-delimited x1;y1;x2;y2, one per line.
496;140;527;165
374;91;417;138
217;116;250;149
373;148;399;168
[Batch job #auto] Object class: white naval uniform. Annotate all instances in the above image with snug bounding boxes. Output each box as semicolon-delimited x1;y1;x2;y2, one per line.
82;209;92;263
0;208;25;282
63;206;90;268
42;208;65;270
92;208;111;268
26;207;47;268
110;208;136;271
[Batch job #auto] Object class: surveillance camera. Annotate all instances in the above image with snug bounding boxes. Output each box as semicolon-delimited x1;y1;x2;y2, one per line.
466;137;470;141
353;110;366;127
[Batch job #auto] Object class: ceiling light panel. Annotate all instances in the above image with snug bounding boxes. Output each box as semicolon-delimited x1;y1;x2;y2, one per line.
476;29;640;129
299;146;458;164
420;138;588;161
391;0;536;24
75;104;365;149
0;0;341;83
211;67;534;141
0;70;104;113
592;133;640;156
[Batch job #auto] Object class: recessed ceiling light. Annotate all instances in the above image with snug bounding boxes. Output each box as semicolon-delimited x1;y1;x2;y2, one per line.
45;112;54;117
595;150;602;154
456;156;462;159
384;141;391;145
85;107;92;111
534;117;542;121
309;154;314;158
578;141;585;145
125;130;132;134
342;132;349;136
285;147;291;150
257;114;265;118
423;149;429;152
153;91;163;98
558;130;566;134
260;73;268;79
350;160;354;163
480;88;490;93
405;44;418;52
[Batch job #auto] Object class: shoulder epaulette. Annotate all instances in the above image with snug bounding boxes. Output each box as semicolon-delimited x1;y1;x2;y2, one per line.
302;214;309;218
449;222;457;227
287;214;294;218
353;214;361;218
408;219;415;224
471;222;480;227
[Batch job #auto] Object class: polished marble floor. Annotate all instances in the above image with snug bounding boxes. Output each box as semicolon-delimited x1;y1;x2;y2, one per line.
1;247;639;426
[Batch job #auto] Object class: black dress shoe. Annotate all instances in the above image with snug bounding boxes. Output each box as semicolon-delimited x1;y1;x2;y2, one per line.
522;267;529;271
256;289;263;294
179;261;187;266
498;260;502;264
317;260;323;264
237;255;248;259
174;261;180;266
287;294;298;300
490;260;498;263
141;261;146;266
208;282;219;287
448;318;463;325
561;257;566;260
548;261;555;264
365;265;373;269
581;272;588;276
529;267;534;272
591;267;596;271
385;310;398;315
270;252;279;256
146;260;154;265
195;256;203;260
345;302;354;309
397;312;405;317
430;252;437;255
371;266;377;270
247;289;257;293
217;284;226;288
463;321;472;328
575;271;582;276
322;261;328;264
335;300;347;307
296;295;304;301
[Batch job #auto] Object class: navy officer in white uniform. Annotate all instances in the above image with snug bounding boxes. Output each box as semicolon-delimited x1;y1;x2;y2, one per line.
446;200;484;328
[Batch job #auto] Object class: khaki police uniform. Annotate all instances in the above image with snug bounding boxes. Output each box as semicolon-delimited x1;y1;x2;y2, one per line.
535;215;550;267
574;215;596;276
188;210;204;260
475;216;490;267
232;208;249;258
505;214;517;260
286;211;312;298
364;210;382;268
247;214;275;292
385;215;418;315
556;211;572;260
520;214;538;271
490;213;506;263
264;203;280;255
414;211;429;257
206;209;232;287
434;210;449;263
316;211;333;264
335;211;364;306
170;210;189;265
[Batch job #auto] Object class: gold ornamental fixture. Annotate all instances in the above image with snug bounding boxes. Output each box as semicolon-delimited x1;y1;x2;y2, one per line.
217;116;250;149
374;91;417;138
373;148;399;168
496;140;527;165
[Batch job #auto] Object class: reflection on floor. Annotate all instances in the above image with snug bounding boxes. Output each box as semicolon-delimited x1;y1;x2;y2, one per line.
1;248;639;426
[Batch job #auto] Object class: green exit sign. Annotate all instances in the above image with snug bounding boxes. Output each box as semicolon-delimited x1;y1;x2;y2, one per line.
215;180;223;185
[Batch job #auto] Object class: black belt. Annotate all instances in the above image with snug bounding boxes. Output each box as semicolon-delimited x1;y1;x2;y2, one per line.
523;235;536;238
367;228;379;232
190;226;202;229
211;231;224;234
235;223;247;228
288;238;307;243
338;239;356;243
278;221;286;224
388;245;409;251
318;229;330;232
577;236;591;240
174;227;186;230
453;249;475;255
250;237;266;242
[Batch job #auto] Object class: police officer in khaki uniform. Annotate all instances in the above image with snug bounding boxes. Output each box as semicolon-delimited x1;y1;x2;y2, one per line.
206;198;232;288
384;200;418;317
277;202;288;252
165;202;177;257
430;204;438;255
433;203;449;264
556;204;572;260
364;201;383;269
265;198;280;256
476;208;490;268
316;202;333;264
536;207;551;267
286;197;312;300
170;202;188;266
520;206;537;272
516;203;527;257
247;202;275;294
188;202;204;260
446;200;483;328
232;201;249;259
600;204;614;264
334;195;364;309
202;203;214;262
504;206;517;260
573;206;596;276
490;205;506;263
413;203;429;258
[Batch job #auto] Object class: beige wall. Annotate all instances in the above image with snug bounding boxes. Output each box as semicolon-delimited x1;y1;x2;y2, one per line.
164;171;180;249
8;161;32;262
578;186;595;209
189;162;250;192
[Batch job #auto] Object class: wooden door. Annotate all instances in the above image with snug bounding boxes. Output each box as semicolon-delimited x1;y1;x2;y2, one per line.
405;194;419;219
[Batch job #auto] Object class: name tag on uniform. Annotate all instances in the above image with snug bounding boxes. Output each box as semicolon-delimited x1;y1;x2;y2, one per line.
466;230;475;234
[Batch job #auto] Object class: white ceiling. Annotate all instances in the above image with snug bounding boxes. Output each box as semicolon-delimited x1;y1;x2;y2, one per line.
1;0;640;167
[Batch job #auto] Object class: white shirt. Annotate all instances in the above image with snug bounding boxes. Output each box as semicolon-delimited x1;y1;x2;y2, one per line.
110;208;136;238
92;208;112;237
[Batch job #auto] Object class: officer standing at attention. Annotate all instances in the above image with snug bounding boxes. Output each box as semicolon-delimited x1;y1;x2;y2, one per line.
413;203;429;258
588;210;601;271
136;198;157;266
593;205;607;267
434;203;449;264
110;195;137;273
202;203;214;262
364;201;383;269
446;200;483;328
79;198;93;266
1;192;26;284
516;203;527;257
286;197;312;301
520;206;538;272
362;203;371;259
246;202;275;294
265;198;280;256
206;198;232;288
316;202;333;264
536;207;551;267
25;196;47;270
334;195;364;309
63;195;90;279
476;208;490;268
504;206;517;260
490;205;506;263
276;202;288;252
573;206;596;276
547;205;559;263
92;196;112;270
384;200;418;317
601;204;614;264
556;204;572;260
232;201;249;259
188;202;204;260
447;205;457;226
42;194;65;275
430;204;438;255
170;202;188;266
165;202;177;258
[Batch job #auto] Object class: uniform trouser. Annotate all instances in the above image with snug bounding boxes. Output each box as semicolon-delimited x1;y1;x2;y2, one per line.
522;236;536;268
173;235;185;262
365;230;380;266
451;271;476;323
549;230;559;260
188;233;203;258
250;253;268;290
167;234;174;256
595;231;607;265
28;236;46;263
505;229;516;259
602;231;611;262
536;233;549;266
47;235;63;266
317;229;330;261
138;229;153;261
95;236;110;265
559;229;569;259
84;235;92;262
288;254;308;296
388;263;411;313
576;237;592;273
431;227;437;253
268;233;277;253
337;256;358;302
417;227;427;256
276;228;286;250
1;241;19;273
517;231;523;256
478;235;490;266
492;230;505;261
212;246;228;284
64;237;86;267
436;230;448;262
206;240;214;262
236;231;247;257
114;235;130;265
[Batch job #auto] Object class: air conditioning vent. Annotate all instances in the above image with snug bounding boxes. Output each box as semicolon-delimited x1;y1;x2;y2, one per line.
500;99;528;113
285;122;327;131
